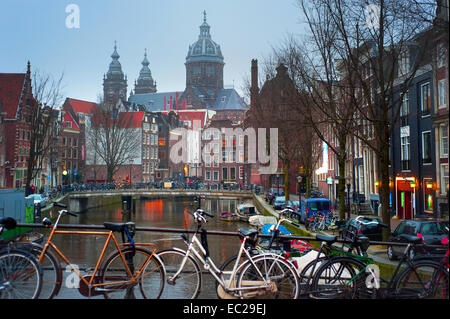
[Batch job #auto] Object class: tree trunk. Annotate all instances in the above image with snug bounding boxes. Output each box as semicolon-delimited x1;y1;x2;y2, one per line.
338;156;347;221
379;146;391;241
107;166;114;183
284;160;290;201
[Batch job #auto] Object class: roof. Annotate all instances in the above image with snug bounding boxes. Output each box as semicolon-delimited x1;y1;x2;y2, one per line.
62;111;80;130
117;111;145;128
66;98;98;114
212;89;248;110
129;88;247;112
128;92;182;111
160;110;211;129
0;73;26;118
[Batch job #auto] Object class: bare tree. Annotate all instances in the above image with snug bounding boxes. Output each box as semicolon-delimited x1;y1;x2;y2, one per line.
25;69;64;196
294;0;435;238
86;103;141;182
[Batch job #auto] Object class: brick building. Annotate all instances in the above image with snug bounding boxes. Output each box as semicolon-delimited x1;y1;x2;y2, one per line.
0;62;35;188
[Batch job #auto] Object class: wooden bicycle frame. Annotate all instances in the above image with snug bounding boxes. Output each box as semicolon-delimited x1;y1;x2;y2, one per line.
38;226;157;294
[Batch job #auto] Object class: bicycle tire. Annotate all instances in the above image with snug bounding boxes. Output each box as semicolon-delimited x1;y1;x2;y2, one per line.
394;260;449;299
310;257;369;299
216;253;248;297
101;247;165;299
236;254;300;299
0;249;43;299
157;249;202;299
14;242;62;299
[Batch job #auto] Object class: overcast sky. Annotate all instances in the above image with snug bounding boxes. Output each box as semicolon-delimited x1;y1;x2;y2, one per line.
0;0;307;104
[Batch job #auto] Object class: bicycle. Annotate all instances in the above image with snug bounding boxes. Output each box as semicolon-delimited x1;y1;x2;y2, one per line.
0;217;43;299
156;209;300;299
34;204;165;299
309;217;449;299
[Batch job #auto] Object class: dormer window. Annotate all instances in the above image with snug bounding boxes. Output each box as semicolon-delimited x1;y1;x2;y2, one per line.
65;121;72;128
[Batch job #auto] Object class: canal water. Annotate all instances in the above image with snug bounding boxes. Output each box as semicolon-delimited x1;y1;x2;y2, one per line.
45;197;253;299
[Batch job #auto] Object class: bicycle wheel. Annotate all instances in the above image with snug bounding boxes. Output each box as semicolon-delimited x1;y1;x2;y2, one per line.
0;249;42;299
101;247;165;299
394;260;449;299
14;242;62;299
216;253;248;297
310;257;369;299
236;255;300;299
156;249;201;299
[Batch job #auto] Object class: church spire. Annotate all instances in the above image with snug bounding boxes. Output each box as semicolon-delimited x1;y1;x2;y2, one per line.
133;48;157;95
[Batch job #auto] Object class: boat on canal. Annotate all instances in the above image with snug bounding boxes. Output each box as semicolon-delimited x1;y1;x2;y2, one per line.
219;211;239;222
235;202;259;222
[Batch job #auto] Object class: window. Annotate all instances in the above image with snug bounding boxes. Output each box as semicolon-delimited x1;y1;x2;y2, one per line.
239;166;244;180
213;131;219;140
441;164;449;195
438;80;447;109
437;43;446;68
230;167;236;180
421;82;431;116
401;135;410;171
398;51;410;76
205;171;211;180
206;66;214;75
65;121;72;128
205;154;211;167
400;91;409;126
238;150;244;163
422;131;432;164
441;126;448;158
213;171;219;181
222;167;228;180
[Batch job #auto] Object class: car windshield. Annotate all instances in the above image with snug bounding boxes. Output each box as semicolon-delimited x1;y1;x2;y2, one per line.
308;201;330;211
275;197;285;202
420;222;447;235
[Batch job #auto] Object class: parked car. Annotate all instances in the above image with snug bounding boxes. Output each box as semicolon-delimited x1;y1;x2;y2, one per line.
299;198;333;224
387;219;449;261
273;196;286;210
265;188;285;205
340;216;386;241
285;200;300;211
26;194;48;208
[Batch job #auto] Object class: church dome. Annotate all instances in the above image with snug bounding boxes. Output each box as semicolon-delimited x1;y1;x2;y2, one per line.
186;11;224;64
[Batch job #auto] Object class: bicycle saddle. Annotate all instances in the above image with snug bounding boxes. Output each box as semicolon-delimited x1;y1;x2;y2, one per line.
103;222;127;232
239;229;258;237
316;234;336;243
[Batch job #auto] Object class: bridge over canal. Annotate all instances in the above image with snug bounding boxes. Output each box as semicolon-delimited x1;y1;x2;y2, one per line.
67;189;253;213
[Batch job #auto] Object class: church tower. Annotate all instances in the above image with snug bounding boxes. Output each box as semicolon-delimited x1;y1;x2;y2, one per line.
134;49;157;94
184;11;224;107
103;41;127;105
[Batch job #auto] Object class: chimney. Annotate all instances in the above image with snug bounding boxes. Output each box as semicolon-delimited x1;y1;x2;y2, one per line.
250;59;259;108
164;96;166;111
